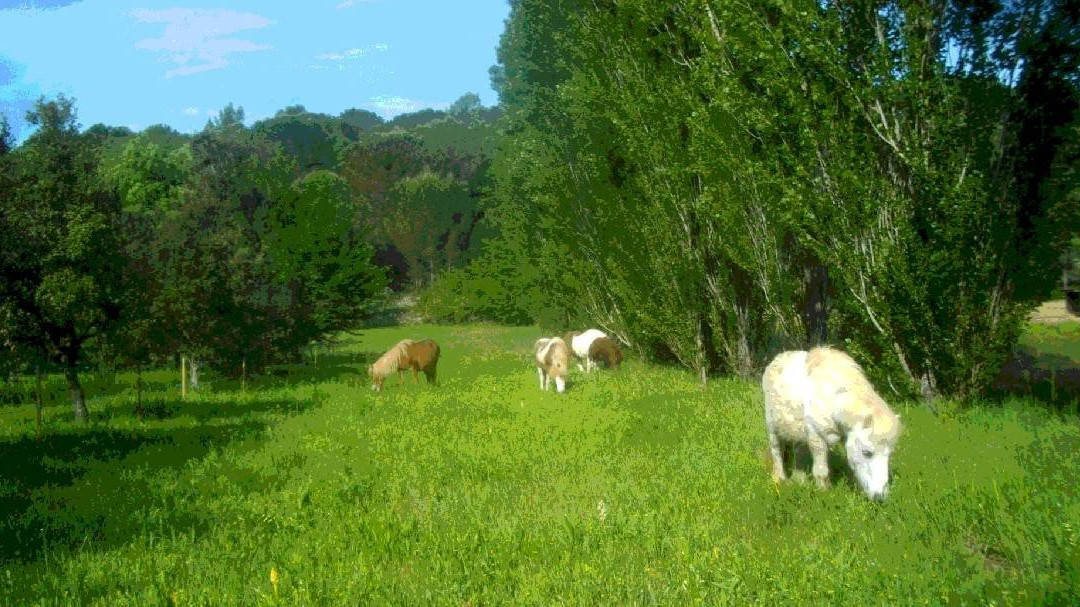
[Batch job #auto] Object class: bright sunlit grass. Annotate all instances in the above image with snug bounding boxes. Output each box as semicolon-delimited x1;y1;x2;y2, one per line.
1;324;1078;604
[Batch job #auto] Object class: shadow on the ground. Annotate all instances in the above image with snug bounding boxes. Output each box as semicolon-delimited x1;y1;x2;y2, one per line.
992;348;1080;409
1;349;381;410
0;395;321;565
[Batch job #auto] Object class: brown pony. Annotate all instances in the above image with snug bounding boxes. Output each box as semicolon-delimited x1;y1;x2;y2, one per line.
368;338;441;391
588;336;623;370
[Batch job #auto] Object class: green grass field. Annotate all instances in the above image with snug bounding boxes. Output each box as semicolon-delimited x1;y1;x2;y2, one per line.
1;324;1079;605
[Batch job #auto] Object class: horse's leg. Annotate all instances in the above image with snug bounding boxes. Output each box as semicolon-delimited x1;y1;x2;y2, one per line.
413;366;419;384
768;430;786;483
807;432;831;489
537;368;545;390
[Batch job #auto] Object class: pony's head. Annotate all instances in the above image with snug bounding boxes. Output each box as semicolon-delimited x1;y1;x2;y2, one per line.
368;364;382;391
550;348;569;393
543;338;569;393
844;403;901;500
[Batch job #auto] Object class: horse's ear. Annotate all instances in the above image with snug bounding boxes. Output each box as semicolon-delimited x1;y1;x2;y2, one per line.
862;414;874;429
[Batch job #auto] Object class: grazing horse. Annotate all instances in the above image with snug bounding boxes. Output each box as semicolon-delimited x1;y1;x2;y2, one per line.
368;338;441;391
534;337;570;393
563;329;620;372
588;336;623;370
761;347;901;500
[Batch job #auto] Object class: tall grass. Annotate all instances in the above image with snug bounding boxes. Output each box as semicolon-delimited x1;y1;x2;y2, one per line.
1;325;1078;605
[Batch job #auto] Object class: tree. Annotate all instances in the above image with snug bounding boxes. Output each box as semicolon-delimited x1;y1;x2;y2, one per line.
487;0;1080;398
338;108;384;141
0;96;125;422
205;102;245;132
266;170;386;339
152;120;385;375
381;171;473;287
448;93;483;121
253;110;343;176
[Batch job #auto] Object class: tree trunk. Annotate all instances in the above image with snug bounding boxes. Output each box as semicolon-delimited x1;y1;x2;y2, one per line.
696;315;708;386
136;362;144;420
181;355;187;399
64;364;88;423
189;359;199;391
804;263;829;346
35;365;44;440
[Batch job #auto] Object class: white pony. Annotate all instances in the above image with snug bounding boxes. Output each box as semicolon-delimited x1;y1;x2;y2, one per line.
564;329;608;373
761;347;902;500
534;337;570;393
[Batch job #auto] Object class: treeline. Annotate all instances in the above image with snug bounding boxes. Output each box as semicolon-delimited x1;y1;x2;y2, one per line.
0;93;499;420
434;0;1080;399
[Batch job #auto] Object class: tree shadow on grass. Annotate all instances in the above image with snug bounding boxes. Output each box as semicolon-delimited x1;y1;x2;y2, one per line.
4;350;378;409
123;395;320;423
992;348;1080;410
0;395;321;565
257;350;385;386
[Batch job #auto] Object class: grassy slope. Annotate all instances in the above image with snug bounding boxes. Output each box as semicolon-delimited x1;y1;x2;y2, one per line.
1;324;1078;605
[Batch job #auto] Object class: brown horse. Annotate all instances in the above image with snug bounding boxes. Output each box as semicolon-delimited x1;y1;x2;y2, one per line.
588;336;623;370
368;338;441;391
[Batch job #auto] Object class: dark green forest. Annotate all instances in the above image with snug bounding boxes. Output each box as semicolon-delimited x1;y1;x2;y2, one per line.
3;0;1080;420
0;93;500;421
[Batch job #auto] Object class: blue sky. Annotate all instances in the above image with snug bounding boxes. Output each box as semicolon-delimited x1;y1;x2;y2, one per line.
0;0;510;141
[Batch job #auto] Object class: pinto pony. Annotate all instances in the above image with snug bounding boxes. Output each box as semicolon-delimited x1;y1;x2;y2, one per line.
534;337;570;393
761;347;901;500
564;329;622;372
368;338;441;391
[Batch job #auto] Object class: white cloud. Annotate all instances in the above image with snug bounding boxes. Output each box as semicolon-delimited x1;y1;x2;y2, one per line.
310;42;387;71
366;95;448;118
131;8;274;78
181;106;199;116
315;47;367;62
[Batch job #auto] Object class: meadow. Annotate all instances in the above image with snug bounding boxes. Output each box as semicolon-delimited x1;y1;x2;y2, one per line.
1;324;1079;605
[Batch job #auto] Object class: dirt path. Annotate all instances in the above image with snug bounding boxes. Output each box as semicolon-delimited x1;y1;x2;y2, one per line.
1029;300;1079;325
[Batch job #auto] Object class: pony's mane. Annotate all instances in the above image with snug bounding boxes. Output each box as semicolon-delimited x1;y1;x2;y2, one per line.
807;347;901;444
371;339;416;379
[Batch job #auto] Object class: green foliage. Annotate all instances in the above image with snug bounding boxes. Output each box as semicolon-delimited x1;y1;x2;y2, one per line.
107;136;191;213
339;115;498;291
381;171;473;287
415;241;539;325
0;95;126;420
267;170;387;338
1;325;1078;603
149;121;385;374
338;108;384;140
447;92;483;120
488;0;1080;397
253;110;344;176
